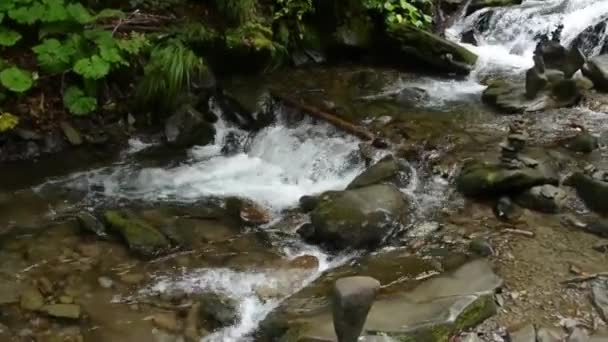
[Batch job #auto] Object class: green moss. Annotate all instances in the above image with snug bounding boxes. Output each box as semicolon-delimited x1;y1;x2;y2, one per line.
104;210;170;257
455;295;497;330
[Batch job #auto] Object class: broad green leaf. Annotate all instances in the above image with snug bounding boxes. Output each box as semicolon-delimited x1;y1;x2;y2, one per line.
8;3;44;25
0;112;18;132
0;28;22;47
0;67;33;93
95;9;125;20
63;86;97;115
117;33;149;54
42;0;68;23
0;2;15;12
67;3;93;24
32;38;76;73
99;45;125;65
73;55;110;80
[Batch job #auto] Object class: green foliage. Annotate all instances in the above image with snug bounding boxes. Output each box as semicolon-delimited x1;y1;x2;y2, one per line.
273;0;314;22
0;67;33;93
137;40;207;111
128;0;184;12
214;0;257;25
363;0;432;27
0;0;149;115
63;85;97;115
0;112;19;132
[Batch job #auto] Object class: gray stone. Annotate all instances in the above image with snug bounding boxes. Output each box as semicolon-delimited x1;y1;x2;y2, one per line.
59;121;83;146
586;219;608;238
103;210;171;258
564;173;608;215
515;184;567;213
347;156;410;190
582;55;608;91
165;105;215;148
41;304;81;319
568;328;590;342
76;212;106;236
510;324;536;342
525;67;548;99
537;327;565;342
306;184;410;250
562;132;599;153
332;276;381;342
591;278;608;322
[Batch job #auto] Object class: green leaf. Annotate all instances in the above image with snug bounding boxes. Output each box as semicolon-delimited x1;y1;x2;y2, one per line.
73;55;110;80
116;32;149;55
99;45;125;65
0;13;4;24
67;3;93;24
38;21;81;38
32;38;76;73
42;0;69;23
0;2;16;12
0;27;22;47
63;86;97;115
0;67;33;93
0;112;19;132
94;9;125;20
8;3;44;25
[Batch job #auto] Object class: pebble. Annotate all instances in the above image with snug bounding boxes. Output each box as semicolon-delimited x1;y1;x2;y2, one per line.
98;277;113;289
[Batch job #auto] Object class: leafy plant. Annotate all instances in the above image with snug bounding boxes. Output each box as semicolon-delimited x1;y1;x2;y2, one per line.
214;0;257;25
363;0;432;27
63;86;97;115
0;112;18;132
137;40;208;111
0;67;34;93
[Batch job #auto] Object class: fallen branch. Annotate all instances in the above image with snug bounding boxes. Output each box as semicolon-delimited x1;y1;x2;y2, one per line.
502;228;535;237
270;90;375;141
561;272;608;284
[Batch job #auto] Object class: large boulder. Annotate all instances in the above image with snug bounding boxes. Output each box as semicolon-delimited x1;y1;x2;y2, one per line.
332;277;381;342
386;24;478;75
456;160;558;197
259;259;502;342
570;18;608;58
301;184;410;250
515;184;567;213
104;210;171;257
582;55;608;91
564;172;608;215
165;105;215;148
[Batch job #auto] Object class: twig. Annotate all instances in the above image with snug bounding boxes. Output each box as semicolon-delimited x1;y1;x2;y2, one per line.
561;272;608;284
502;228;535;237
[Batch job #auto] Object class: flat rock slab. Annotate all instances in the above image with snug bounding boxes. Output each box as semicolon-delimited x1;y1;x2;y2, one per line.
282;259;502;341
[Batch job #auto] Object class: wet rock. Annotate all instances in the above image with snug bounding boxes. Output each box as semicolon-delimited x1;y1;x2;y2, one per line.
20;287;44;311
185;302;204;342
493;196;521;221
164;105;215;148
569;328;590;342
198;292;239;329
552;78;582;105
461;30;477;45
564;173;608;215
386;24;478;75
263;259;502;341
0;280;21;305
456;160;558;197
510;324;537;342
525;66;548;99
76;212;106;236
214;91;257;130
469;238;494;257
468;0;523;14
289;255;320;270
346;156;409;190
587;219;608;238
334;15;374;50
592;278;608;323
537;327;565;342
225;197;271;225
571;19;608;58
299;195;319;213
483;78;580;113
221;131;244;155
59;121;83;146
152;312;181;333
97;276;113;289
332;276;380;342
162;217;237;248
582;55;608;91
103;210;171;257
305;184;410;250
515;184;567;213
562;132;600;153
41;304;81;319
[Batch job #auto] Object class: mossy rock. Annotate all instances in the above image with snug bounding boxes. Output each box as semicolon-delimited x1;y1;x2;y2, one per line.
386;24;478;75
104;210;171;257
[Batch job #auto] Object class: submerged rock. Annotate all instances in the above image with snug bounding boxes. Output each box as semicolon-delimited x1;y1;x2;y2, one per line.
165;105;215;148
515;184;567;213
20;287;44;311
59;121;83;146
561;132;600;153
41;304;81;319
346;156;409;190
76;212;106;236
510;324;537;342
225;197;271;225
582;55;608;91
198;292;239;329
304;184;410;250
103;210;171;257
456;160;558;197
564;172;608;215
260;259;502;341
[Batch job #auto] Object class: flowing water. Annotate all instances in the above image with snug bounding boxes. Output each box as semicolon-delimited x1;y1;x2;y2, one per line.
2;1;608;341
